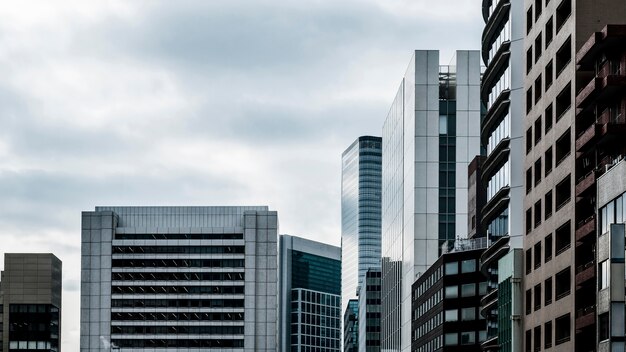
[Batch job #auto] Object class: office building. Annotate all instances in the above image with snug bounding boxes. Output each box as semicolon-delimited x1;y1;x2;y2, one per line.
467;156;487;240
523;1;626;350
479;0;526;349
80;206;278;351
410;240;487;352
358;269;381;352
341;136;382;310
0;253;62;352
278;235;341;352
344;299;358;352
381;50;482;352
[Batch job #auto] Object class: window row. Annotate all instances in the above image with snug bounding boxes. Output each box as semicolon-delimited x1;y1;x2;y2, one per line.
525;222;570;274
524;313;570;352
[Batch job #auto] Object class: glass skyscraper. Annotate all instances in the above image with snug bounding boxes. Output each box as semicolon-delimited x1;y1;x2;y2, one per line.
341;136;382;317
380;50;482;352
279;235;342;352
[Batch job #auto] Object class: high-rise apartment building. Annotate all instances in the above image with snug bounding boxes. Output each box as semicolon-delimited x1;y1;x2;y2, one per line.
0;253;62;352
358;269;381;352
341;136;382;309
80;206;278;351
278;235;341;352
479;0;525;349
380;50;482;352
523;1;626;351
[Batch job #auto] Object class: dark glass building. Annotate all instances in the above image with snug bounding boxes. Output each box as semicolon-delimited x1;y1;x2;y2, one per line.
0;253;62;352
358;269;381;352
344;299;358;352
279;235;342;352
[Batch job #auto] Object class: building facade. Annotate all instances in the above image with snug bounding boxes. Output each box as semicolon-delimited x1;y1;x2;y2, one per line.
381;50;482;352
479;0;526;349
341;136;382;311
0;254;62;352
278;235;341;352
522;1;626;351
410;242;487;352
358;269;381;352
344;300;358;352
80;206;278;351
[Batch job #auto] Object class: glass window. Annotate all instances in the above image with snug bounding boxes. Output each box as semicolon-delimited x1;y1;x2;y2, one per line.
461;331;475;344
445;285;458;298
617;195;624;223
599;260;609;290
461;259;476;273
461;307;476;321
440;115;448;135
445;309;458;321
445;333;458;346
461;283;476;297
445;262;458;275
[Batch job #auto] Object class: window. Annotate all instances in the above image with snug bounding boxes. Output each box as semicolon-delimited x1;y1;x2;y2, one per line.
526;249;532;274
526;330;532;352
527;47;533;74
599;260;609;290
526;128;533;154
534;242;542;268
545;321;553;348
545;60;554;89
534;117;542;145
526;289;532;315
545;104;553;132
545;147;553;176
445;309;458;321
555;82;571;121
545;234;553;262
461;259;476;273
545;277;553;305
527;7;533;34
461;307;476;321
545;191;553;219
556;0;572;32
439;115;448;135
445;333;458;346
534;284;542;311
555;175;571;211
556;38;572;77
555;313;571;344
445;285;458;298
555;267;571;300
534;326;541;352
534;159;542;187
545;17;554;48
461;331;475;345
526;168;532;193
526;208;533;234
599;313;609;341
534;200;542;228
535;34;542;63
555;129;571;165
535;0;542;20
461;283;476;297
445;262;458;275
527;87;533;113
555;221;571;255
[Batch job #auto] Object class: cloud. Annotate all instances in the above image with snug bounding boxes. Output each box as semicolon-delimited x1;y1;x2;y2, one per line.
0;0;483;350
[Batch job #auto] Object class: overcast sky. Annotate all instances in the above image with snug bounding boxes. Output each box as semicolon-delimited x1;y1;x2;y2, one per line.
0;0;482;349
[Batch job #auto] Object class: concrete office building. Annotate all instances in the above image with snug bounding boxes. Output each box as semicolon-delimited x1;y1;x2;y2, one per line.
80;206;278;351
523;0;626;350
0;254;62;352
341;136;382;311
410;239;488;352
479;0;526;349
278;235;341;352
380;50;482;352
358;269;381;352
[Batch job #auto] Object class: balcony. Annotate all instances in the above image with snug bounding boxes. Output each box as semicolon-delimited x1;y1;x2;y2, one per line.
575;123;599;152
577;25;626;68
480;289;498;317
575;215;595;242
576;75;626;110
575;170;596;197
481;90;510;145
575;305;596;330
575;262;595;288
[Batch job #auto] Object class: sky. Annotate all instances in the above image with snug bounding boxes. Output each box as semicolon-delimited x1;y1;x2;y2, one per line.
0;0;482;350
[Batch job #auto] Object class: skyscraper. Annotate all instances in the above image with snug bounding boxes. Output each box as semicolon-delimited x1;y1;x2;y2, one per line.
341;135;382;334
380;50;482;352
479;0;526;349
0;253;62;352
80;206;278;351
278;235;341;352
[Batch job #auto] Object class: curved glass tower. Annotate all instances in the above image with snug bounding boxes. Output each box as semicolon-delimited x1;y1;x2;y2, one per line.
480;0;524;350
341;136;382;317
